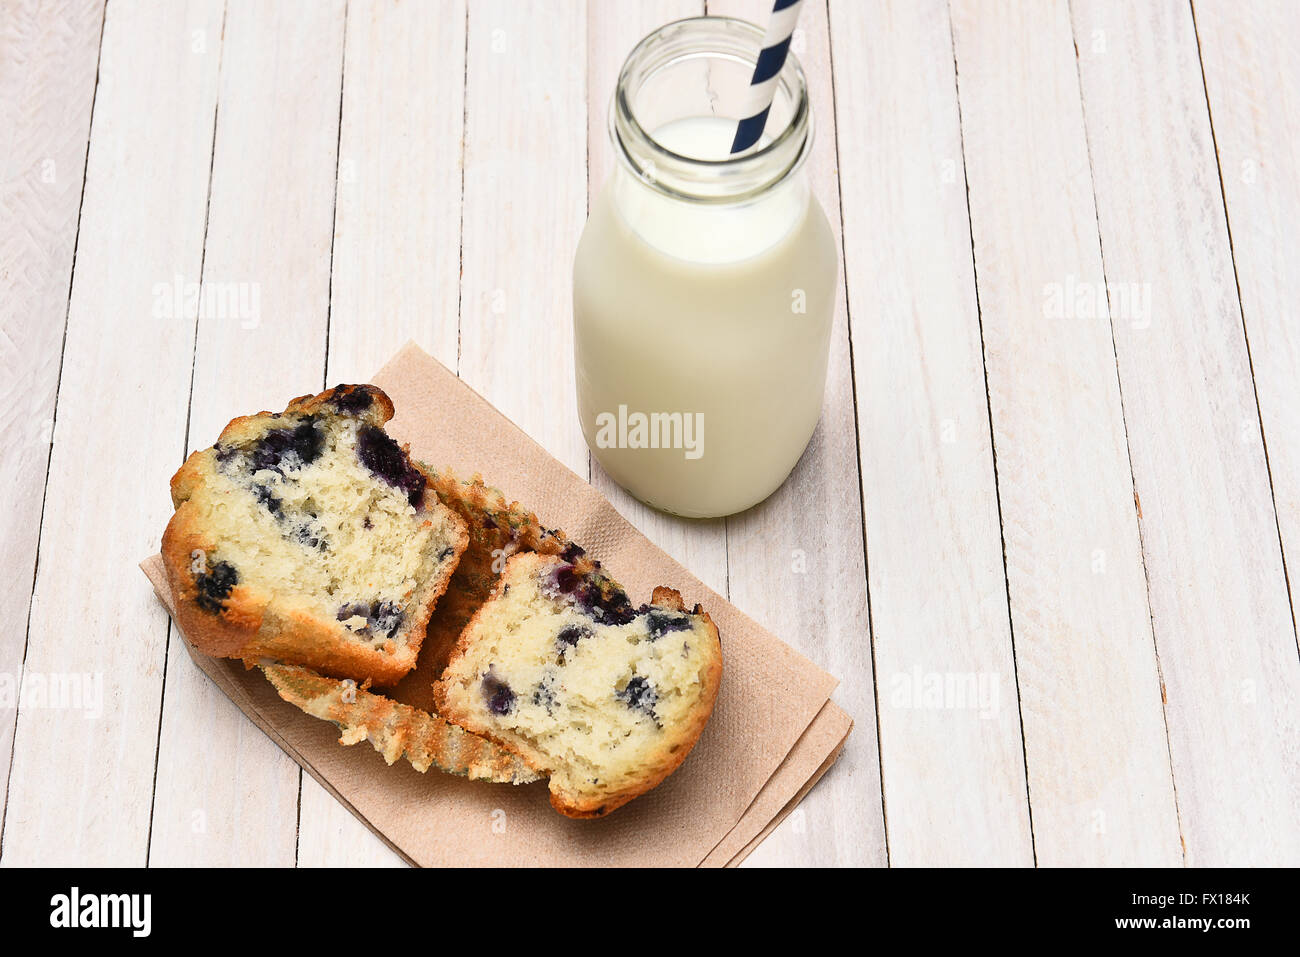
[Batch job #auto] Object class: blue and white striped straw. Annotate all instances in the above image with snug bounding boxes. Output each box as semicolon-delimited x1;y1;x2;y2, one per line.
730;0;805;154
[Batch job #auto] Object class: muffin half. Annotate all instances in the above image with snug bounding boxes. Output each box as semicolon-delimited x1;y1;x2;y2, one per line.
434;548;722;817
162;385;467;686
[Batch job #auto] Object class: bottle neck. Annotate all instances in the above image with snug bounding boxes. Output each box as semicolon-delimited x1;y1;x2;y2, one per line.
611;16;813;205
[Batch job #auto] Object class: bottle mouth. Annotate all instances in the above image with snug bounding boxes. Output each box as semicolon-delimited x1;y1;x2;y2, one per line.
610;16;813;203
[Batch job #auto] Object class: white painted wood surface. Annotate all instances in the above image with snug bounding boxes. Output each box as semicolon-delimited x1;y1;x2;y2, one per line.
326;0;467;384
1071;0;1300;868
458;0;588;476
830;0;1031;867
1;0;225;865
949;0;1183;865
0;0;103;829
1194;0;1300;628
2;0;1297;867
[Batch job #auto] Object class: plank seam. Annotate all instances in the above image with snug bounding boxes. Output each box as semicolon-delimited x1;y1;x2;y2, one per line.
145;0;229;869
945;0;1039;867
1065;0;1187;866
826;0;890;867
322;1;350;389
1188;0;1300;659
0;0;109;862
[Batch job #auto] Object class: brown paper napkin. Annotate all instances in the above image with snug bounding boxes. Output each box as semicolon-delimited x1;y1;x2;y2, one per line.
141;342;851;866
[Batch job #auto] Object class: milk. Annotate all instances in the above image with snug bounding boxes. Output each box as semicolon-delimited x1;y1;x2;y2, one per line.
573;116;838;518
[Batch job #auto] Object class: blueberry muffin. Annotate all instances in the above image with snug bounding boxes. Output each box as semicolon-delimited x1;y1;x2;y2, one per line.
254;471;573;776
433;548;723;818
162;385;468;686
262;663;537;783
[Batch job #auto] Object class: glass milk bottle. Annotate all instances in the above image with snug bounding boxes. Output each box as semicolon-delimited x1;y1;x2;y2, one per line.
573;17;837;518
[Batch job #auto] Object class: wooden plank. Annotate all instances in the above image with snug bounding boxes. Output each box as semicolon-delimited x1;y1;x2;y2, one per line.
0;0;225;865
148;0;347;866
0;0;104;829
1070;0;1300;864
585;5;729;591
1195;3;1300;636
821;0;1030;866
309;0;469;868
713;0;887;867
296;776;404;867
949;0;1183;865
457;0;589;476
324;0;467;385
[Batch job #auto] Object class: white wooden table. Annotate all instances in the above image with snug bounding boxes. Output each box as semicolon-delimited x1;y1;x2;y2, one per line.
2;0;1298;868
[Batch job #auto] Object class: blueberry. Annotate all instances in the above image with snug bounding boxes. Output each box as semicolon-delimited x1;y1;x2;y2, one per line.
550;564;636;624
195;561;238;613
482;669;516;716
560;542;586;563
437;545;455;562
617;675;657;717
645;610;691;640
328;386;373;414
250;419;324;472
337;602;368;622
356;425;425;508
556;623;591;655
252;483;282;515
294;523;327;550
586;582;636;625
368;600;403;639
336;600;404;639
552;565;582;597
